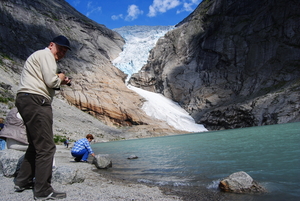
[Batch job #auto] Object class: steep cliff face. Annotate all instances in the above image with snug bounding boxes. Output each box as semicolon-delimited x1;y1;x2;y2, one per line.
0;0;182;136
129;0;300;130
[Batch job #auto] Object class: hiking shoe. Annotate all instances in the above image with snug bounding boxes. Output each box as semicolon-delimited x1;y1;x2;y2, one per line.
34;190;66;200
74;157;81;162
14;184;33;192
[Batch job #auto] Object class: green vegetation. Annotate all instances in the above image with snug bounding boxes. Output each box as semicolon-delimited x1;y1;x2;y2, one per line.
53;135;68;144
290;78;300;91
0;96;14;103
111;137;126;141
0;53;12;60
0;54;13;65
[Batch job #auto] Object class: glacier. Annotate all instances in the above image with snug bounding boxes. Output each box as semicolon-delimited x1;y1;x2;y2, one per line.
113;26;207;133
113;25;174;77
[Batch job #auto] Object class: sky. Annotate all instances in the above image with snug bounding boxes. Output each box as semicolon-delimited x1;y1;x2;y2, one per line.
65;0;202;29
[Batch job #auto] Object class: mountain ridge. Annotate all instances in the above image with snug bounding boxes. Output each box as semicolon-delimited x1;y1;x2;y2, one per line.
0;0;185;141
2;0;299;139
129;0;300;130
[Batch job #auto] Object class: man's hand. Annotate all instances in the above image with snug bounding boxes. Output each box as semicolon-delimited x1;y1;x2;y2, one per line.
58;73;72;86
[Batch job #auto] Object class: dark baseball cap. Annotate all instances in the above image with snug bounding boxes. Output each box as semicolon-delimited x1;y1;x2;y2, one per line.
51;35;71;50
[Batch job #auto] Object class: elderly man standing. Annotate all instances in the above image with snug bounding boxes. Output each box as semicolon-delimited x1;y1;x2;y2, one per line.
14;35;72;200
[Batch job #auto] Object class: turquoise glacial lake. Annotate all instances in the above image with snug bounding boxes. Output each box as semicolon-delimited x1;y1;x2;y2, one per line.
92;122;300;201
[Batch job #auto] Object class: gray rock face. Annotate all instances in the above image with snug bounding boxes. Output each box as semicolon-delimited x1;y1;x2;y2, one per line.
0;0;184;137
129;0;300;130
219;171;266;193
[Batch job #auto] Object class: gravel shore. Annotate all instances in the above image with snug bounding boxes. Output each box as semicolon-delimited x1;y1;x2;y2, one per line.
0;145;182;201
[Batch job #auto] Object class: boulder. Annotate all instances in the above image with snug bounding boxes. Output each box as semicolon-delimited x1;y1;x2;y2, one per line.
219;171;267;193
92;154;112;169
0;149;86;184
52;166;85;184
0;149;24;177
127;155;138;159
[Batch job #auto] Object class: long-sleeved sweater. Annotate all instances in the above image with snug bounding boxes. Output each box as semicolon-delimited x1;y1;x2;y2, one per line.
18;48;61;101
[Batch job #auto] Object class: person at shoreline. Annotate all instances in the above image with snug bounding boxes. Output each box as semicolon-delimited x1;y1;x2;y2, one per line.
71;134;95;162
14;35;71;200
0;108;57;169
0;108;28;151
64;137;70;148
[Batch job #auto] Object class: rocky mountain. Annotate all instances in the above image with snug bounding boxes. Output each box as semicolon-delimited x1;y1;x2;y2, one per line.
0;0;184;141
129;0;300;130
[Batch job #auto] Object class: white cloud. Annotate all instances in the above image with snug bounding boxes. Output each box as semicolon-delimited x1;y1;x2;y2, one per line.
72;0;80;6
125;5;144;21
176;0;200;14
147;0;181;17
84;1;101;17
86;6;101;17
87;1;92;9
111;14;124;21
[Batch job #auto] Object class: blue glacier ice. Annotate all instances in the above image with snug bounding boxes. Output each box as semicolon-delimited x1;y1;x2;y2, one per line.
113;25;174;77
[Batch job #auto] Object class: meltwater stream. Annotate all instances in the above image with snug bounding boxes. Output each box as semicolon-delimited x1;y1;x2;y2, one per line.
92;122;300;201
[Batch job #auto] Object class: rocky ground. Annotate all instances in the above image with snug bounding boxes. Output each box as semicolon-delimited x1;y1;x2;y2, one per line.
0;144;230;201
51;95;128;142
0;145;182;201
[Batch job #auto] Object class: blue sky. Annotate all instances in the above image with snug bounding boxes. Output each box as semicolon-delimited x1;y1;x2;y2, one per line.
65;0;202;29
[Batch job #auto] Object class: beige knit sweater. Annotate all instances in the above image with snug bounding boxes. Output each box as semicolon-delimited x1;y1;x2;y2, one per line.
18;48;61;101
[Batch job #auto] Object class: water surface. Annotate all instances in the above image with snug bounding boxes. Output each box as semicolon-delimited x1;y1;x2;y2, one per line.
92;122;300;200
